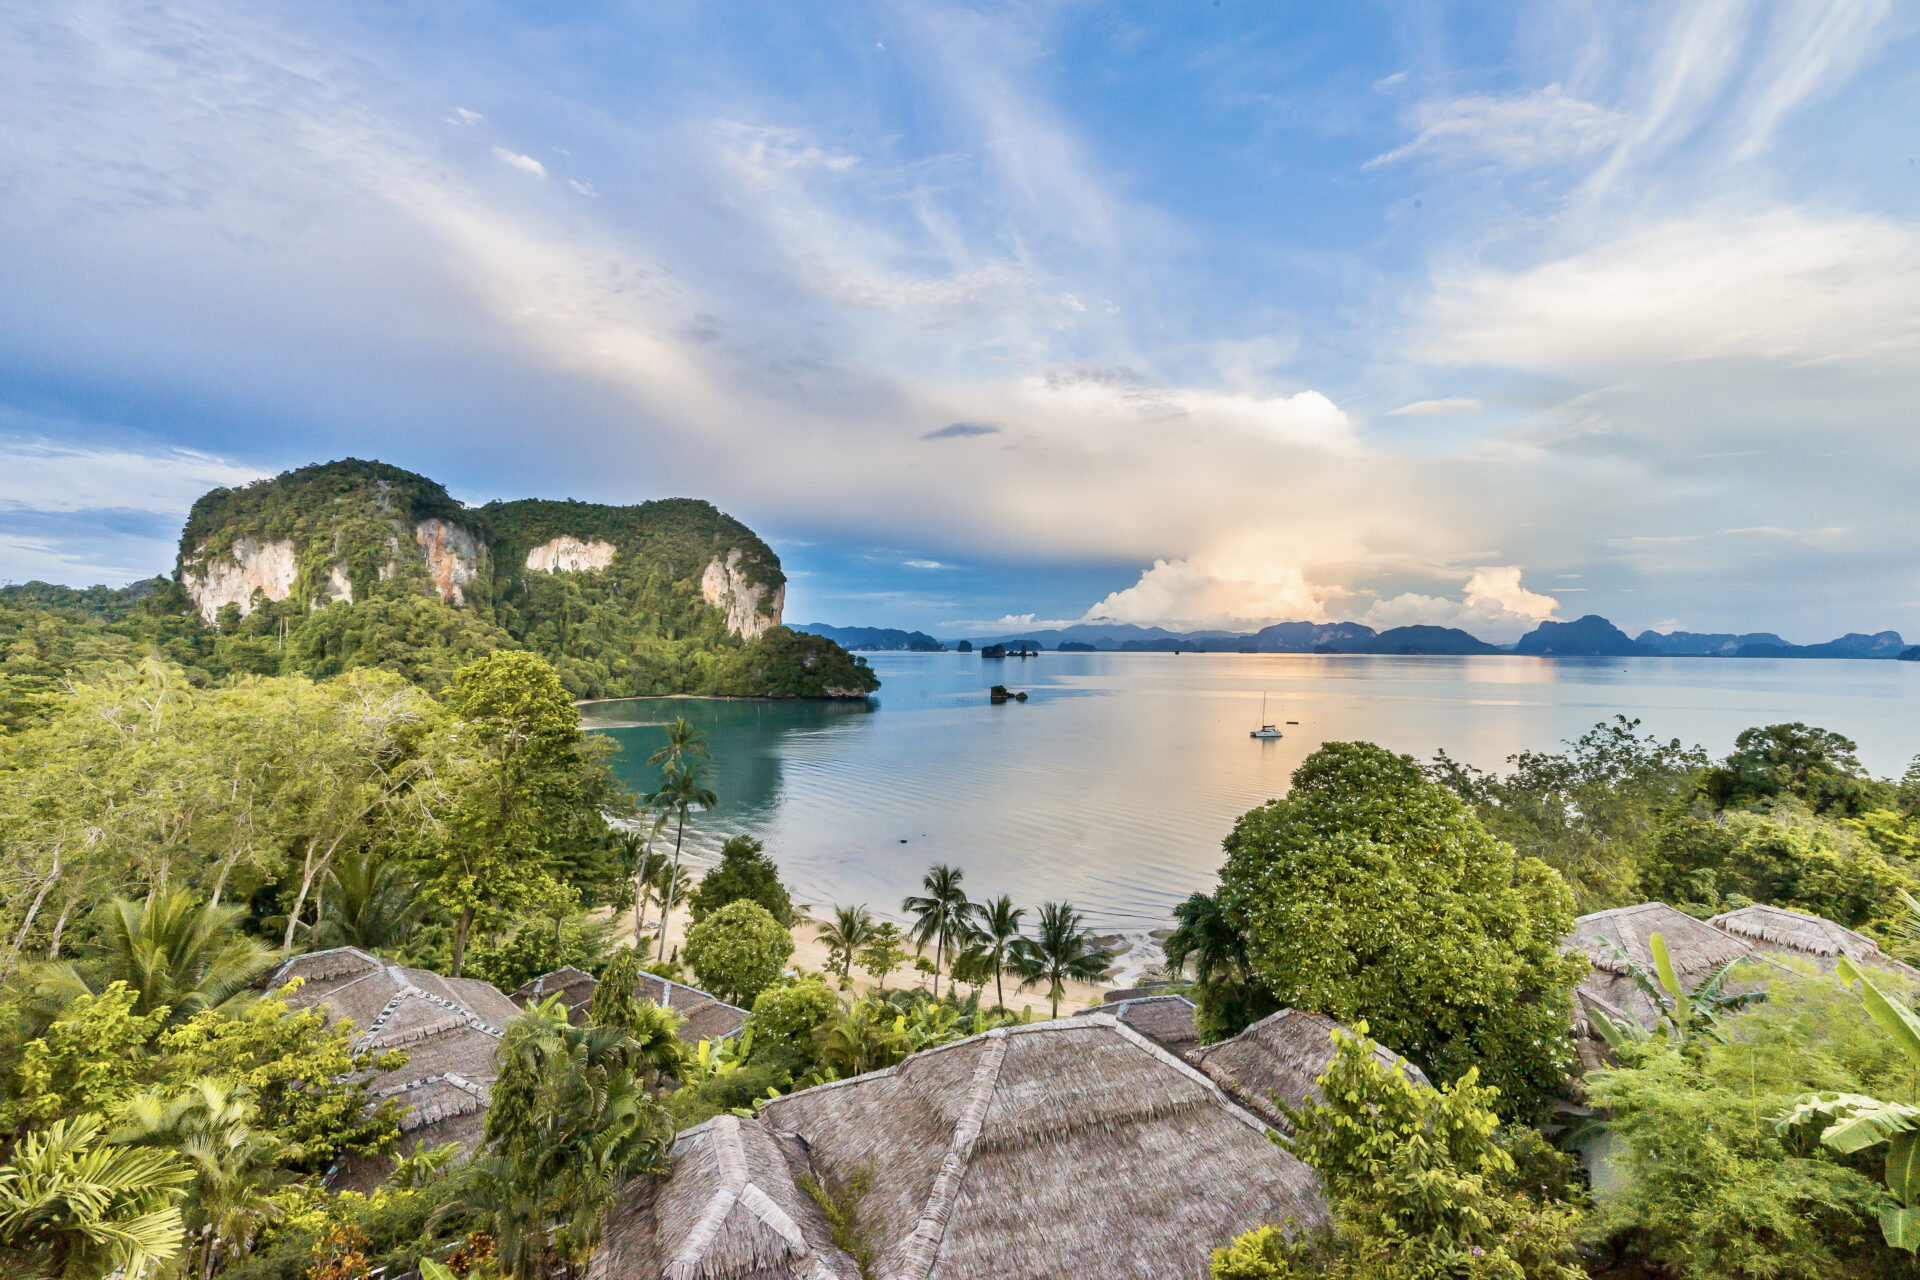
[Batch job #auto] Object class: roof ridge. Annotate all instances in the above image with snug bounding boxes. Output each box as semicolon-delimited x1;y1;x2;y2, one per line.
894;1029;1010;1279
352;984;505;1052
668;1115;832;1280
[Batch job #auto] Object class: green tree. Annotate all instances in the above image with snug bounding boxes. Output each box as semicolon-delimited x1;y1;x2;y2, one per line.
312;846;420;953
816;906;877;989
1165;890;1275;1042
422;652;607;976
1430;716;1707;910
682;900;794;1008
113;1079;289;1279
751;976;842;1076
903;864;974;998
470;997;671;1280
586;948;685;1082
688;835;793;927
1015;901;1111;1019
858;923;907;991
0;1115;191;1280
968;895;1027;1011
1704;723;1890;817
1218;742;1584;1118
1266;1026;1585;1280
90;891;277;1024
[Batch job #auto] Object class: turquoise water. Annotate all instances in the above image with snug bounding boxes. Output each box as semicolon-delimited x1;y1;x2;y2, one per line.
581;652;1920;935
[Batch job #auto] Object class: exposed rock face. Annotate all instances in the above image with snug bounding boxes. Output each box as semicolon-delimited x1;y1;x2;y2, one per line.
700;549;783;639
415;519;483;605
184;538;299;624
525;536;617;574
321;563;354;607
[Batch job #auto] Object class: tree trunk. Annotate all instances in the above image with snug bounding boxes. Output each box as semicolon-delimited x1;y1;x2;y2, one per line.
3;853;59;982
452;906;475;977
653;810;687;962
281;836;324;955
995;962;1004;1012
208;846;242;909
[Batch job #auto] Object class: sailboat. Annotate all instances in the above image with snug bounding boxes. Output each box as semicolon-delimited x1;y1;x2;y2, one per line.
1249;693;1284;739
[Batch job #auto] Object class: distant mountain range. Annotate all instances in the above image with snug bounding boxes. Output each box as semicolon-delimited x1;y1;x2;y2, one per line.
799;613;1914;658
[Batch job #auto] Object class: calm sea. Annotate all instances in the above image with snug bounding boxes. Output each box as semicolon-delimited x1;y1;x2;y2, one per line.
581;652;1920;945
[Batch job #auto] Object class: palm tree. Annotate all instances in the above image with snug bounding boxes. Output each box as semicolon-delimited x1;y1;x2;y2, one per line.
968;895;1029;1011
817;906;877;988
1164;890;1241;986
115;1080;287;1280
312;847;419;953
468;997;672;1279
903;864;975;998
92;891;277;1023
0;1115;191;1279
617;818;671;948
1016;901;1113;1018
646;761;716;962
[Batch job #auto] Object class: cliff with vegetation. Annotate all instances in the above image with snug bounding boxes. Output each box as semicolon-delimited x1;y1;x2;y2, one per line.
4;458;875;701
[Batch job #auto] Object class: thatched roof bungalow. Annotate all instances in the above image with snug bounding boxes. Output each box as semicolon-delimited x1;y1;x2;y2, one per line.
1072;992;1200;1056
268;947;520;1188
590;1015;1327;1280
1188;1009;1429;1132
1567;902;1756;1031
1709;904;1917;976
511;967;748;1044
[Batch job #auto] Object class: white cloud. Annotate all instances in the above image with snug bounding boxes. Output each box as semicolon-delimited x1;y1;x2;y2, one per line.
904;559;946;569
1359;566;1561;642
1367;85;1622;170
1388;397;1482;417
0;436;264;515
1416;207;1920;370
443;107;482;126
568;179;598;197
491;146;545;177
1078;541;1344;632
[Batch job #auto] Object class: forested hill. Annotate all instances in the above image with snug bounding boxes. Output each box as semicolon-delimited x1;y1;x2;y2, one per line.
1;458;877;702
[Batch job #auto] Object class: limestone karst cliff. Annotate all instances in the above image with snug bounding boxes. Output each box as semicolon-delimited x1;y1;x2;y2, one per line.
168;459;866;698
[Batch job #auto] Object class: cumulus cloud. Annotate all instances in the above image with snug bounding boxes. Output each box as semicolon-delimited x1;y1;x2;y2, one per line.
1077;540;1344;632
1367;85;1623;170
491;146;545;177
1361;566;1561;642
1388;397;1483;417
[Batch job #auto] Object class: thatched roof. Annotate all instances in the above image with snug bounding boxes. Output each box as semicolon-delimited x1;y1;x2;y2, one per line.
594;1115;859;1280
1567;902;1756;1030
509;966;748;1043
269;948;518;1186
595;1016;1327;1280
1073;993;1200;1056
1709;904;1913;973
512;965;600;1020
1188;1009;1429;1132
1103;981;1173;1002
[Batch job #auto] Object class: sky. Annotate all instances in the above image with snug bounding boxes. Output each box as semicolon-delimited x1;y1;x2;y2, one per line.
3;1;1918;642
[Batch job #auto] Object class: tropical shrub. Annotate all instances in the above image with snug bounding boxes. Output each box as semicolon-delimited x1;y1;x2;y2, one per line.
1589;964;1915;1278
751;977;842;1076
1218;742;1585;1117
1264;1027;1585;1280
683;900;794;1008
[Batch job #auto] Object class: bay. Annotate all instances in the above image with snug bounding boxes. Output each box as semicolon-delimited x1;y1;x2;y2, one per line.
582;652;1920;940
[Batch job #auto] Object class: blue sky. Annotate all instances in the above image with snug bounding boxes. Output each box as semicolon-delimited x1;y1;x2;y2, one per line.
3;1;1918;641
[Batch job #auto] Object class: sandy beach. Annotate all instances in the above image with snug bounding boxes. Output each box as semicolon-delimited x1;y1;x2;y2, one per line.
605;895;1128;1016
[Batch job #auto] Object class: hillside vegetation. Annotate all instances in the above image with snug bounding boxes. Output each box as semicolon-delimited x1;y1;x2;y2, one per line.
2;458;875;704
